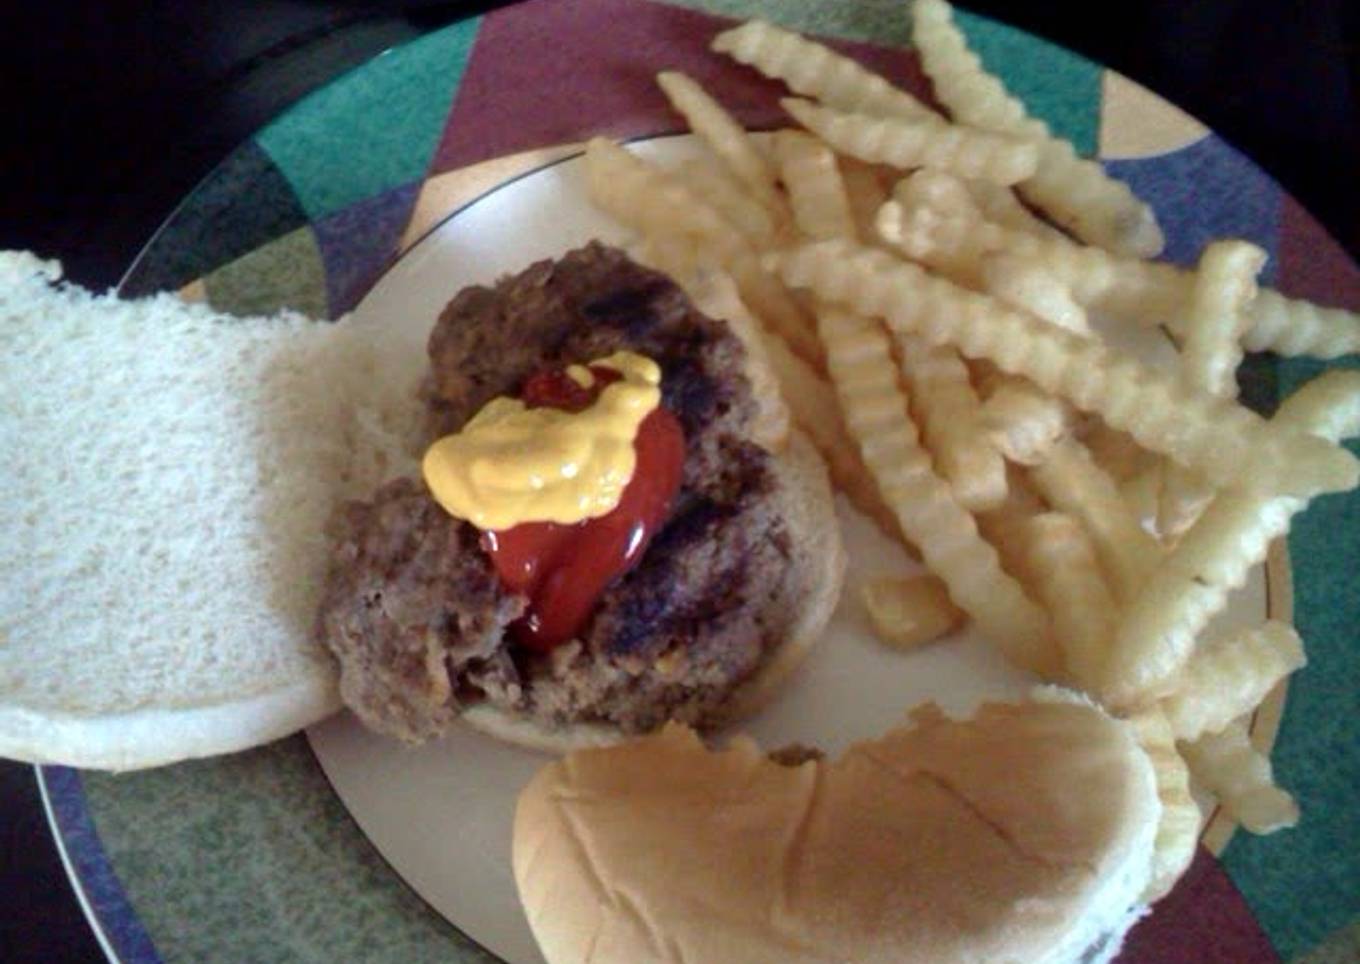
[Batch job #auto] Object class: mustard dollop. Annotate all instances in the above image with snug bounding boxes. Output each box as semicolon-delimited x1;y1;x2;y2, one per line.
421;351;663;529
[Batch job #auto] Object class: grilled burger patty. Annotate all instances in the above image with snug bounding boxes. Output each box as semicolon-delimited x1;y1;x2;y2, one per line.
316;244;797;741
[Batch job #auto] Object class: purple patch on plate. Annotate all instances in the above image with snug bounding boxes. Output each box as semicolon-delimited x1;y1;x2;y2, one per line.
429;0;929;175
1105;135;1282;282
313;182;421;317
1120;847;1279;963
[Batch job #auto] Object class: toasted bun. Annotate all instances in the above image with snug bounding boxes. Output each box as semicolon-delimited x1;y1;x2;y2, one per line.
0;253;422;770
513;691;1161;964
461;427;845;753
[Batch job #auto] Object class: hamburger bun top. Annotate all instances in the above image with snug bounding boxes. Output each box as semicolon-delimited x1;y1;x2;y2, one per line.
513;691;1161;964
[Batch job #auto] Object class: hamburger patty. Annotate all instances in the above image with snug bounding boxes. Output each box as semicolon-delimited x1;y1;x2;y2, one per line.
316;243;795;741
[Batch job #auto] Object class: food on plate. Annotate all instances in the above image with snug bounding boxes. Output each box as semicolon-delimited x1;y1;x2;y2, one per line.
1157;621;1305;742
910;0;1165;257
315;244;845;751
860;574;962;649
1127;707;1199;902
782;96;1040;186
817;306;1057;676
656;70;782;213
0;252;415;770
513;693;1162;964
1181;717;1300;835
588;25;1354;883
1015;512;1116;693
893;330;1007;511
771;239;1358;499
1157;240;1265;538
712;18;937;121
771;129;858;241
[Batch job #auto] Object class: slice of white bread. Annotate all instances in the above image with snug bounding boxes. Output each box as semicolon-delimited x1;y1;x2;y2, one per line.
513;689;1161;964
0;252;422;770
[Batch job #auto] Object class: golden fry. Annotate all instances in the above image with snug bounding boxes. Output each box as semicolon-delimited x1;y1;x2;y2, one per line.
773;130;857;241
656;70;781;212
1028;437;1161;601
1016;512;1117;691
712;19;938;121
911;0;1164;257
1181;717;1299;835
1159;621;1306;743
895;331;1008;511
1129;707;1202;901
981;377;1073;467
783;97;1039;185
770;240;1359;499
1158;241;1265;537
861;574;964;649
818;307;1057;676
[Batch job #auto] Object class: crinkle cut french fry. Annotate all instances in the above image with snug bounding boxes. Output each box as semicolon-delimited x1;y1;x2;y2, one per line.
892;168;979;219
895;332;1008;511
674;157;779;248
1016;512;1116;692
585;139;823;370
1081;421;1155;483
773;130;857;241
1118;462;1164;536
1026;437;1160;602
861;574;964;650
1130;707;1202;902
911;0;1164;258
681;267;792;453
770;240;1360;499
1103;374;1360;708
756;315;910;549
712;19;939;121
817;307;1057;676
1181;717;1299;835
1240;288;1360;359
963;179;1068;241
656;71;781;212
1179;241;1265;396
1159;621;1306;742
1268;369;1360;441
1158;241;1265;537
783;98;1039;186
876;192;1360;357
838;156;890;245
980;378;1073;466
585;137;743;259
981;253;1090;336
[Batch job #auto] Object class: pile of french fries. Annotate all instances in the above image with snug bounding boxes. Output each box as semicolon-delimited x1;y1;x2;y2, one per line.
584;1;1360;902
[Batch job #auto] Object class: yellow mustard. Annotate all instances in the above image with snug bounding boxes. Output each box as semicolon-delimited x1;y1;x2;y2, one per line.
421;351;663;529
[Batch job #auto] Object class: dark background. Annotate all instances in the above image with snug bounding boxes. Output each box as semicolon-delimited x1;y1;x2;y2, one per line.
1;1;1356;960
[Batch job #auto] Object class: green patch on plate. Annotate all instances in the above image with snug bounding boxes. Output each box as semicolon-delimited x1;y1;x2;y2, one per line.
257;19;481;221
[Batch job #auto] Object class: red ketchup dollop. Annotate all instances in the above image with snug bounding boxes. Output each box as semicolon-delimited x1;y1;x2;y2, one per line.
479;365;685;652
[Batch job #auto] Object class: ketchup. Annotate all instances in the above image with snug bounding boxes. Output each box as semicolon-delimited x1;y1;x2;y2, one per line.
480;365;685;652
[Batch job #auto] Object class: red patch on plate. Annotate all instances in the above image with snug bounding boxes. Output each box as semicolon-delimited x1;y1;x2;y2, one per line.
430;0;930;174
1120;848;1279;962
1276;193;1360;309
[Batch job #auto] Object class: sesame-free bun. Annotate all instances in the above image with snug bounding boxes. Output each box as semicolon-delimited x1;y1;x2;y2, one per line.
0;252;423;770
460;427;846;753
512;691;1161;964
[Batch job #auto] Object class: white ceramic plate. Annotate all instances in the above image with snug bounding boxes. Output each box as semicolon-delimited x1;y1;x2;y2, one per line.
307;135;1268;964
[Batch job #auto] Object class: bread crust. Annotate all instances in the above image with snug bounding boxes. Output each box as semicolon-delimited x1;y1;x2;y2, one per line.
513;694;1161;964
